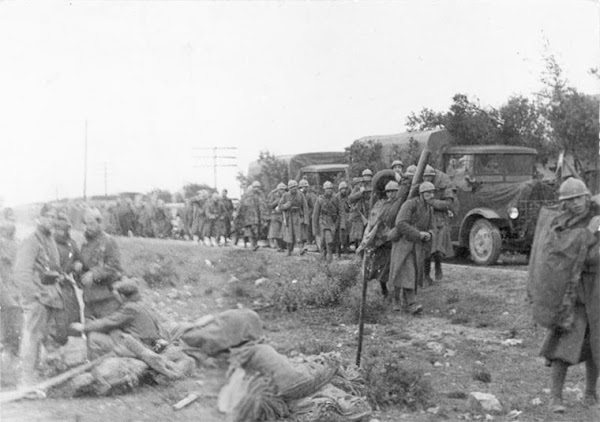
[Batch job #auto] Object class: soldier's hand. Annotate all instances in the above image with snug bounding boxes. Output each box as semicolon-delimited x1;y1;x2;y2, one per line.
588;215;600;233
81;271;94;287
73;261;83;273
70;322;84;332
360;186;365;193
419;231;432;242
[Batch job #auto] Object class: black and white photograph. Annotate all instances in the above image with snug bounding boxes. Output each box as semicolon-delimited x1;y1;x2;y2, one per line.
0;1;598;421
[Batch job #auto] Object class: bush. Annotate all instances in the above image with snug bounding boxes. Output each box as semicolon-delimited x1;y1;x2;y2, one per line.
342;281;387;325
142;259;179;287
363;357;434;410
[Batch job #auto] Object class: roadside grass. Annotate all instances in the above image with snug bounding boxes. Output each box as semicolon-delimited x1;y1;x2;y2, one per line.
7;237;597;422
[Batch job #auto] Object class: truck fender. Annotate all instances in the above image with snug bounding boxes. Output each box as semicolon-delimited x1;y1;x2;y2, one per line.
458;208;502;247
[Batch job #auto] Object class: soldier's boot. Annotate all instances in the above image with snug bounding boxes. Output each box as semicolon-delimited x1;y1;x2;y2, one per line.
286;243;293;256
584;358;599;406
434;255;443;281
121;334;182;380
391;290;401;312
380;281;388;298
424;257;434;286
550;360;568;413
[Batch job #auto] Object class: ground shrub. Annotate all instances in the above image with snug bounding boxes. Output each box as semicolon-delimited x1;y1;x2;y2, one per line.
141;259;179;287
295;337;336;355
363;356;434;410
342;282;387;325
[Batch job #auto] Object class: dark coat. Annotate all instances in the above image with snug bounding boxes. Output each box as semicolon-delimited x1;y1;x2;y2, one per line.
0;235;19;308
240;191;268;227
84;296;161;344
387;197;433;292
312;194;346;238
80;231;122;303
14;227;63;308
540;203;599;367
279;191;309;243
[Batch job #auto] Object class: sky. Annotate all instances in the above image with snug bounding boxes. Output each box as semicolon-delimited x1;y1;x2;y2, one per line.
0;0;598;206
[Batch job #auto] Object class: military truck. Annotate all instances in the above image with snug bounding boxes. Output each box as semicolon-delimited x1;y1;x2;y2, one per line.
358;129;556;265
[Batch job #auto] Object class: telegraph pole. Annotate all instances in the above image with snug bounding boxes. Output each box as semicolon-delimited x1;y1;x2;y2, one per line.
193;146;238;189
83;120;88;200
104;162;108;197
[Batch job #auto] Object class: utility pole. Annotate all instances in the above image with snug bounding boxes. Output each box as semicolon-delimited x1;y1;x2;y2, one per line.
104;162;108;197
83;120;88;200
193;146;238;189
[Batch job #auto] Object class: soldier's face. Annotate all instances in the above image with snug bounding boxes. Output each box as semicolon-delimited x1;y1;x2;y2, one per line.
424;175;435;183
393;166;403;175
290;187;297;195
422;191;435;202
564;195;589;216
84;215;101;236
324;188;333;197
386;190;396;199
39;210;57;231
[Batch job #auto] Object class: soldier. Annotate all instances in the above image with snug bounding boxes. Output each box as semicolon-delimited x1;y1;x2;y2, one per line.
267;183;287;252
190;193;205;242
0;208;21;363
15;204;63;387
360;180;402;297
52;212;83;345
279;180;309;256
299;179;317;253
203;192;222;246
335;181;351;256
313;181;346;263
221;189;234;244
423;164;456;284
348;169;373;248
537;178;599;412
80;208;123;319
386;182;436;314
70;279;183;379
239;181;268;251
391;159;404;179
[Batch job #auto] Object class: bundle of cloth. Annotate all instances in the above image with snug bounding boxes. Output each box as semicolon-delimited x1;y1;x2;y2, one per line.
218;342;372;422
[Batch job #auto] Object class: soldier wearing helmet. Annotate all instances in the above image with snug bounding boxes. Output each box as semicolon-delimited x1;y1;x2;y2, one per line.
348;171;374;248
298;178;317;253
312;181;346;263
334;181;351;255
267;183;287;252
0;207;20;361
278;180;309;256
385;180;438;314
421;164;457;284
391;160;404;180
239;180;268;251
537;177;600;413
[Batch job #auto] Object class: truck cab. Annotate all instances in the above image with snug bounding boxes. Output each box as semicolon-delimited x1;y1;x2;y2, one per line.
442;145;556;265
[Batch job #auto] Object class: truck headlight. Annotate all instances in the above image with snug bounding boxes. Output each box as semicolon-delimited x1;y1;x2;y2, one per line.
508;206;519;219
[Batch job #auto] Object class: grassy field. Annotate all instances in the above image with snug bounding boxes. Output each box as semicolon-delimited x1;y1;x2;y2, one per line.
1;236;598;422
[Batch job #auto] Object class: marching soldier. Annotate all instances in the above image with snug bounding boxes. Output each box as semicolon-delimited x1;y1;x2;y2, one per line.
279;180;309;256
267;183;287;252
312;181;346;263
239;181;268;251
299;179;317;253
335;181;351;256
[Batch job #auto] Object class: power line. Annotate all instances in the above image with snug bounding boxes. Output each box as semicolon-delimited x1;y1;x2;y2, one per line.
193;146;238;189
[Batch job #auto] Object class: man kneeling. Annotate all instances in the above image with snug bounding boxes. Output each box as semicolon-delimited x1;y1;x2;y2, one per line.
71;279;184;379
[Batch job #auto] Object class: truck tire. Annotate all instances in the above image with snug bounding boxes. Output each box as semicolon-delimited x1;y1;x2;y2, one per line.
469;219;502;265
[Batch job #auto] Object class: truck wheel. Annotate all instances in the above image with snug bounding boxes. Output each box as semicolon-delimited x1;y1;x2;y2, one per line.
469;219;501;265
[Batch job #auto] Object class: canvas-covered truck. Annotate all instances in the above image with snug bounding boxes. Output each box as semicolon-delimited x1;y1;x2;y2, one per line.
358;129;557;265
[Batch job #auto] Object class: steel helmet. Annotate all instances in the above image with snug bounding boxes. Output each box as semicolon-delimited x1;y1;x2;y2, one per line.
424;165;436;177
391;160;403;169
251;181;261;188
385;181;399;191
288;180;298;188
277;182;286;190
338;181;348;190
404;165;417;177
419;181;436;194
362;169;373;178
323;181;334;189
299;179;309;188
558;178;590;201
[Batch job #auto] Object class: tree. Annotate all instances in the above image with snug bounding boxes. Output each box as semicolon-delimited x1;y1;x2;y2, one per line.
389;137;422;166
537;54;599;172
148;188;173;203
182;183;214;199
344;140;386;177
405;108;445;132
253;151;289;194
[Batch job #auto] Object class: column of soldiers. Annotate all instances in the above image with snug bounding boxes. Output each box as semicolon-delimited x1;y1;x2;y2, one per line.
0;204;186;388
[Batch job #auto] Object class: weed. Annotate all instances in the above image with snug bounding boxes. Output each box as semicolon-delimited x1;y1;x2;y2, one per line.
295;338;336;355
342;282;387;325
142;259;179;287
363;356;434;410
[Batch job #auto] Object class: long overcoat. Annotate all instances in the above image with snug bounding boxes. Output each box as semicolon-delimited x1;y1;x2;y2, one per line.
267;189;285;239
312;194;346;243
540;202;599;368
240;191;268;227
430;170;457;258
387;197;433;294
279;191;309;244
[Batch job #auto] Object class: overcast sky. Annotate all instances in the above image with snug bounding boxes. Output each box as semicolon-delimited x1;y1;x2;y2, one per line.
0;0;598;206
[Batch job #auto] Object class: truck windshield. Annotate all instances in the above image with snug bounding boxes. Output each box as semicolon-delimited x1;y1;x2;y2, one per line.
474;154;535;175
